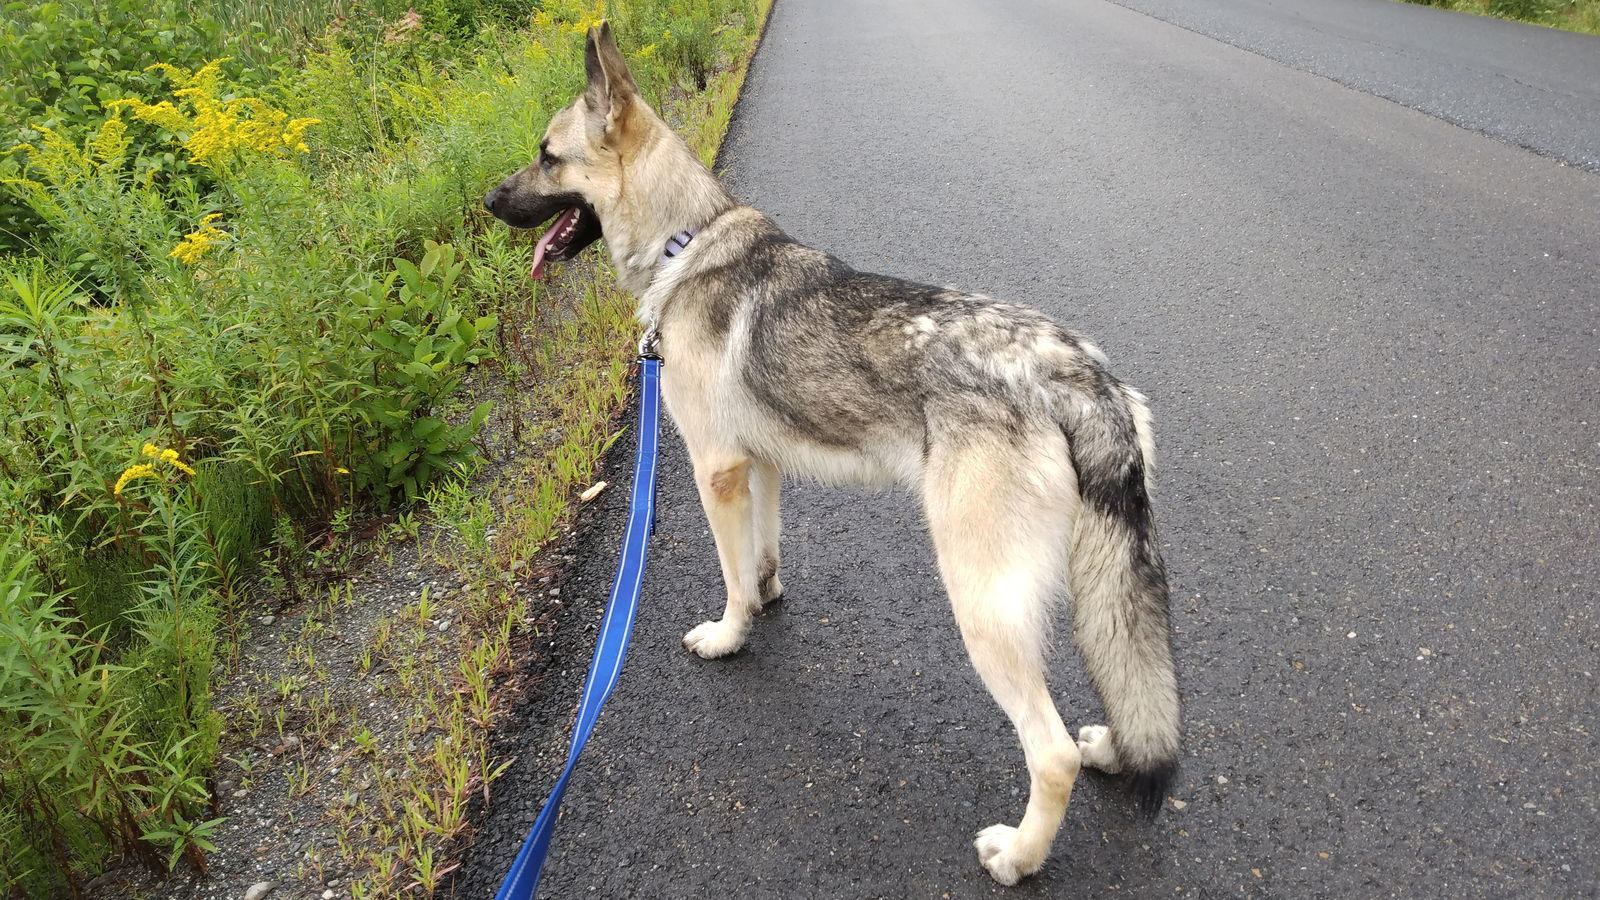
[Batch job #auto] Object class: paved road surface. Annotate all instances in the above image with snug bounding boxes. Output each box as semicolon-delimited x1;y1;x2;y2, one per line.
1110;0;1600;172
456;0;1600;896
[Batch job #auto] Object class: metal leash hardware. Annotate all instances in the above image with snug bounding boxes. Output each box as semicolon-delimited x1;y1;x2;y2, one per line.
638;325;662;361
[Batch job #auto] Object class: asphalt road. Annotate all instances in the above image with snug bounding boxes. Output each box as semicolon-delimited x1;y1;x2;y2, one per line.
1109;0;1600;172
456;0;1600;896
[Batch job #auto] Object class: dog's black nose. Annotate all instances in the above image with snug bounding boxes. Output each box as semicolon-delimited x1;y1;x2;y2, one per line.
483;189;496;211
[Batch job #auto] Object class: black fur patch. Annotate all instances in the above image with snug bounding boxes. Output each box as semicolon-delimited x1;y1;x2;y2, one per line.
1129;761;1178;819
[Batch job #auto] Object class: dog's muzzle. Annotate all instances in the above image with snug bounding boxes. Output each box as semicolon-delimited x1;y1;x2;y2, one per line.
483;179;603;278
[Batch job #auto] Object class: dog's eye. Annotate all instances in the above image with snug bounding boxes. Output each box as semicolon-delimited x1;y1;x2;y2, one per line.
539;142;560;170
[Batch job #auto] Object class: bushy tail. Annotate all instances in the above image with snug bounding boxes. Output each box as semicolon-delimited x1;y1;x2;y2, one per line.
1060;382;1180;816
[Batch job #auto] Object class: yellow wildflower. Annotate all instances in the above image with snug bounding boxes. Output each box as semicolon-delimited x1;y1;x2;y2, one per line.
164;450;196;475
535;0;605;34
6;126;89;189
169;214;228;265
112;59;320;172
136;442;198;476
89;107;132;164
113;464;157;496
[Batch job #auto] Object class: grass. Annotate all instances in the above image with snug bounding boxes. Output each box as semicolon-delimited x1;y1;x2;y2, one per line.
1400;0;1600;34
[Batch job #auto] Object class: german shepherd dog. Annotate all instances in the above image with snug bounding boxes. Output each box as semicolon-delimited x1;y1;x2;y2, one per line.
484;24;1180;885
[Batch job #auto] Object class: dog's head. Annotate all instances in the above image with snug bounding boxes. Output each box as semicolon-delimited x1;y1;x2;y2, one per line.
483;22;642;277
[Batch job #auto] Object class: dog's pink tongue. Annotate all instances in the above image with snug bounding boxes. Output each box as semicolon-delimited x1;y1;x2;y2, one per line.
530;247;547;279
529;207;577;279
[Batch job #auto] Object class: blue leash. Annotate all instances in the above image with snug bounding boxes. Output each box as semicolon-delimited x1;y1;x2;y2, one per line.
494;355;662;900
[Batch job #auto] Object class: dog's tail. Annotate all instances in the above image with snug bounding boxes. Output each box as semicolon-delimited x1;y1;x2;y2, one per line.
1058;375;1180;816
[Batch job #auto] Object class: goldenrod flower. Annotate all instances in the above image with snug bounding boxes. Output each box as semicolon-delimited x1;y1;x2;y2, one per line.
114;464;157;496
166;452;196;475
169;215;228;265
119;443;197;495
89;107;132;164
142;442;199;475
111;59;320;172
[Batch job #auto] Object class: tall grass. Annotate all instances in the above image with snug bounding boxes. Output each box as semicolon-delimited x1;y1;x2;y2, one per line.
1402;0;1600;34
0;0;766;894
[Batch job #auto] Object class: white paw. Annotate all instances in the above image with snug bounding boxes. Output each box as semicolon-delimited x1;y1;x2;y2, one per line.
1076;724;1122;774
974;823;1039;886
760;573;785;605
682;619;747;659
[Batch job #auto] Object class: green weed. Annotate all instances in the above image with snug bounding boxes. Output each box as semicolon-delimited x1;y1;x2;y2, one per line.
1402;0;1600;34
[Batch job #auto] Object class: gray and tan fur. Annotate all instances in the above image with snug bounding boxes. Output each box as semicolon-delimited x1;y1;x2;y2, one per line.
484;23;1180;886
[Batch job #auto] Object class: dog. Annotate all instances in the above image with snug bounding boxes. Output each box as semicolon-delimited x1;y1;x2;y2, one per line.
484;23;1180;885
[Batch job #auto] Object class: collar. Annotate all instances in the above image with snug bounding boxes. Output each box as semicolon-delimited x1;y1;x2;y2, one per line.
642;226;700;360
659;227;698;266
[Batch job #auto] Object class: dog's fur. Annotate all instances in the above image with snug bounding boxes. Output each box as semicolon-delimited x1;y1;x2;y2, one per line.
485;24;1180;885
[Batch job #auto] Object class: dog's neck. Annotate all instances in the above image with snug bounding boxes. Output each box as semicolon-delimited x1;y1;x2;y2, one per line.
598;116;734;295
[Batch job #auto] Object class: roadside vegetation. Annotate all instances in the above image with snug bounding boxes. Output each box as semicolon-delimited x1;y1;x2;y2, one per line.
1403;0;1600;34
0;0;767;896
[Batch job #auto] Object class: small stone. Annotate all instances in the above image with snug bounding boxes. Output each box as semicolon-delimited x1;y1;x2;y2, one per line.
231;789;248;799
243;883;276;900
322;890;336;900
260;615;276;625
438;620;450;632
1346;631;1356;638
1170;799;1188;810
1216;776;1229;785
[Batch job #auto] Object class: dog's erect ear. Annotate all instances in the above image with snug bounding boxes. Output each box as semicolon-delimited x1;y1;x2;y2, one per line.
582;22;638;132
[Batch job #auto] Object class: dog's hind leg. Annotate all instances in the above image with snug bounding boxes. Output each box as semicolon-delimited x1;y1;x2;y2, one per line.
750;458;784;605
923;431;1080;885
682;451;763;658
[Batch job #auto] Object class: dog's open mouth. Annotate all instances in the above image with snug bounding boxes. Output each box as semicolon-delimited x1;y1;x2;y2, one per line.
531;204;603;278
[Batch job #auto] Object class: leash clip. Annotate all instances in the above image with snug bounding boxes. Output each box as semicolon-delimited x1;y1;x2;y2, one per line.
638;326;662;362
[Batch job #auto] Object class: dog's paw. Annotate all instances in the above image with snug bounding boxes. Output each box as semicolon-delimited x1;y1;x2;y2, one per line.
683;619;746;659
974;824;1039;886
1076;724;1122;774
759;572;785;606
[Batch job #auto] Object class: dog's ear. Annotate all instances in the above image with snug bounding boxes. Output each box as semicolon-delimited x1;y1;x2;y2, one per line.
583;22;638;136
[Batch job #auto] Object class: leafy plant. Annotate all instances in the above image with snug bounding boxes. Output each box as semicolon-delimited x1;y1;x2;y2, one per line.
348;241;496;500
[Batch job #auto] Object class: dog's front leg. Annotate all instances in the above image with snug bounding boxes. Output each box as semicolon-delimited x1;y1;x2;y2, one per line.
682;454;761;658
750;458;783;605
